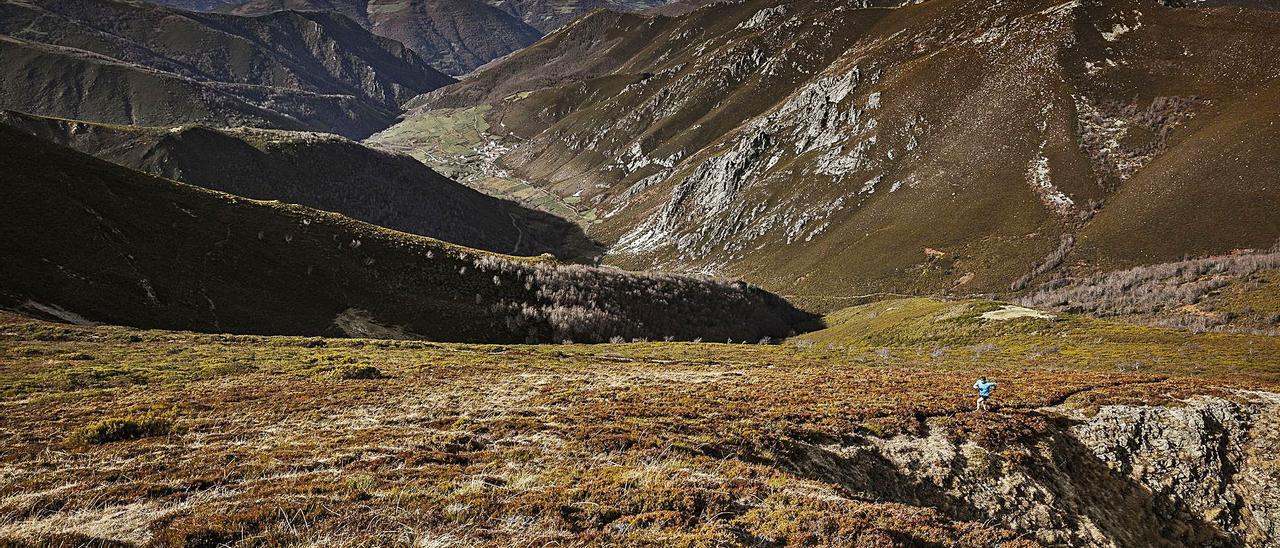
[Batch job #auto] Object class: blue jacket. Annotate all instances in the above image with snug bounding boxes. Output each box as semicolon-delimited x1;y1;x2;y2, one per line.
974;380;997;397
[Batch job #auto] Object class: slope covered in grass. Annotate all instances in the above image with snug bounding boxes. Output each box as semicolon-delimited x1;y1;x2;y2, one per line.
0;126;812;342
789;296;1280;380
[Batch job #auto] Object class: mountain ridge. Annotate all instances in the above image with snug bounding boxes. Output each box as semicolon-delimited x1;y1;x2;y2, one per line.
0;0;454;137
226;0;544;75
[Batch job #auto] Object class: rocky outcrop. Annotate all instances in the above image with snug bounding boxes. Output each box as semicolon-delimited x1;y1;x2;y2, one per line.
1070;393;1280;545
775;392;1280;547
615;65;876;260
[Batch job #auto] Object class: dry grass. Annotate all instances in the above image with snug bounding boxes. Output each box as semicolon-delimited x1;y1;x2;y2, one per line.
0;309;1277;545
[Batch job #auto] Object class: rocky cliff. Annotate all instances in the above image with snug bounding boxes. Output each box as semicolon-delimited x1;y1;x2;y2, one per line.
779;392;1280;546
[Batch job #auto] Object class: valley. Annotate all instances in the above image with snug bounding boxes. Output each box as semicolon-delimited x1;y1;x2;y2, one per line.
2;0;1279;546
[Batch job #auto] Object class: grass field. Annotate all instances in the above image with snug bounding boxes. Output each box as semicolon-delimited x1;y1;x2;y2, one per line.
3;299;1277;545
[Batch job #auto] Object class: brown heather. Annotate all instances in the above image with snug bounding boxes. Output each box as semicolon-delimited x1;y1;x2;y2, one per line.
1;299;1277;545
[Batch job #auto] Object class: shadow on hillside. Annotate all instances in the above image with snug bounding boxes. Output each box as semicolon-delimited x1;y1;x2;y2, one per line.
507;203;606;262
769;416;1236;546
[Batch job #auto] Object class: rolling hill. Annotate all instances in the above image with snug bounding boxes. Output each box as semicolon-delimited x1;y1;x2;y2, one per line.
0;124;812;342
0;111;595;258
225;0;544;75
383;0;1280;310
0;0;454;138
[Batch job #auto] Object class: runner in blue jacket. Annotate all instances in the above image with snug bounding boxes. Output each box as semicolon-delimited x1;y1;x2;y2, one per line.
974;377;997;412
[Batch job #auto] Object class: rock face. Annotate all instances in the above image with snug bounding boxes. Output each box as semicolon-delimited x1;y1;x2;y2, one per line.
227;0;544;75
387;0;1280;307
776;393;1280;546
0;0;453;138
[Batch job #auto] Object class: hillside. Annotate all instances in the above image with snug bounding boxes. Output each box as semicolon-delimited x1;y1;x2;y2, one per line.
226;0;543;75
1;299;1277;545
382;0;1280;307
0;0;453;138
0;125;810;342
0;111;595;258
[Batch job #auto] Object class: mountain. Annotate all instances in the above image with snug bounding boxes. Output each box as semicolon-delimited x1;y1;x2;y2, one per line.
226;0;543;75
145;0;244;9
0;124;812;342
403;9;659;109
0;111;596;258
0;0;453;138
385;0;1280;311
483;0;681;32
164;0;691;34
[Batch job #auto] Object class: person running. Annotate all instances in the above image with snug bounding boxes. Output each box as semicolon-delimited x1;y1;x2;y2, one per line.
973;376;997;412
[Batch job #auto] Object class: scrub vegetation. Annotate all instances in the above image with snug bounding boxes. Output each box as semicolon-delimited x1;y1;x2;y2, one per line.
1;300;1276;545
1020;251;1280;334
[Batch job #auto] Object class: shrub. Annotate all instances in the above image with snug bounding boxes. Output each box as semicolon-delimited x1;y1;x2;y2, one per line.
464;252;816;343
301;337;327;348
331;364;386;380
971;342;998;360
68;409;176;445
